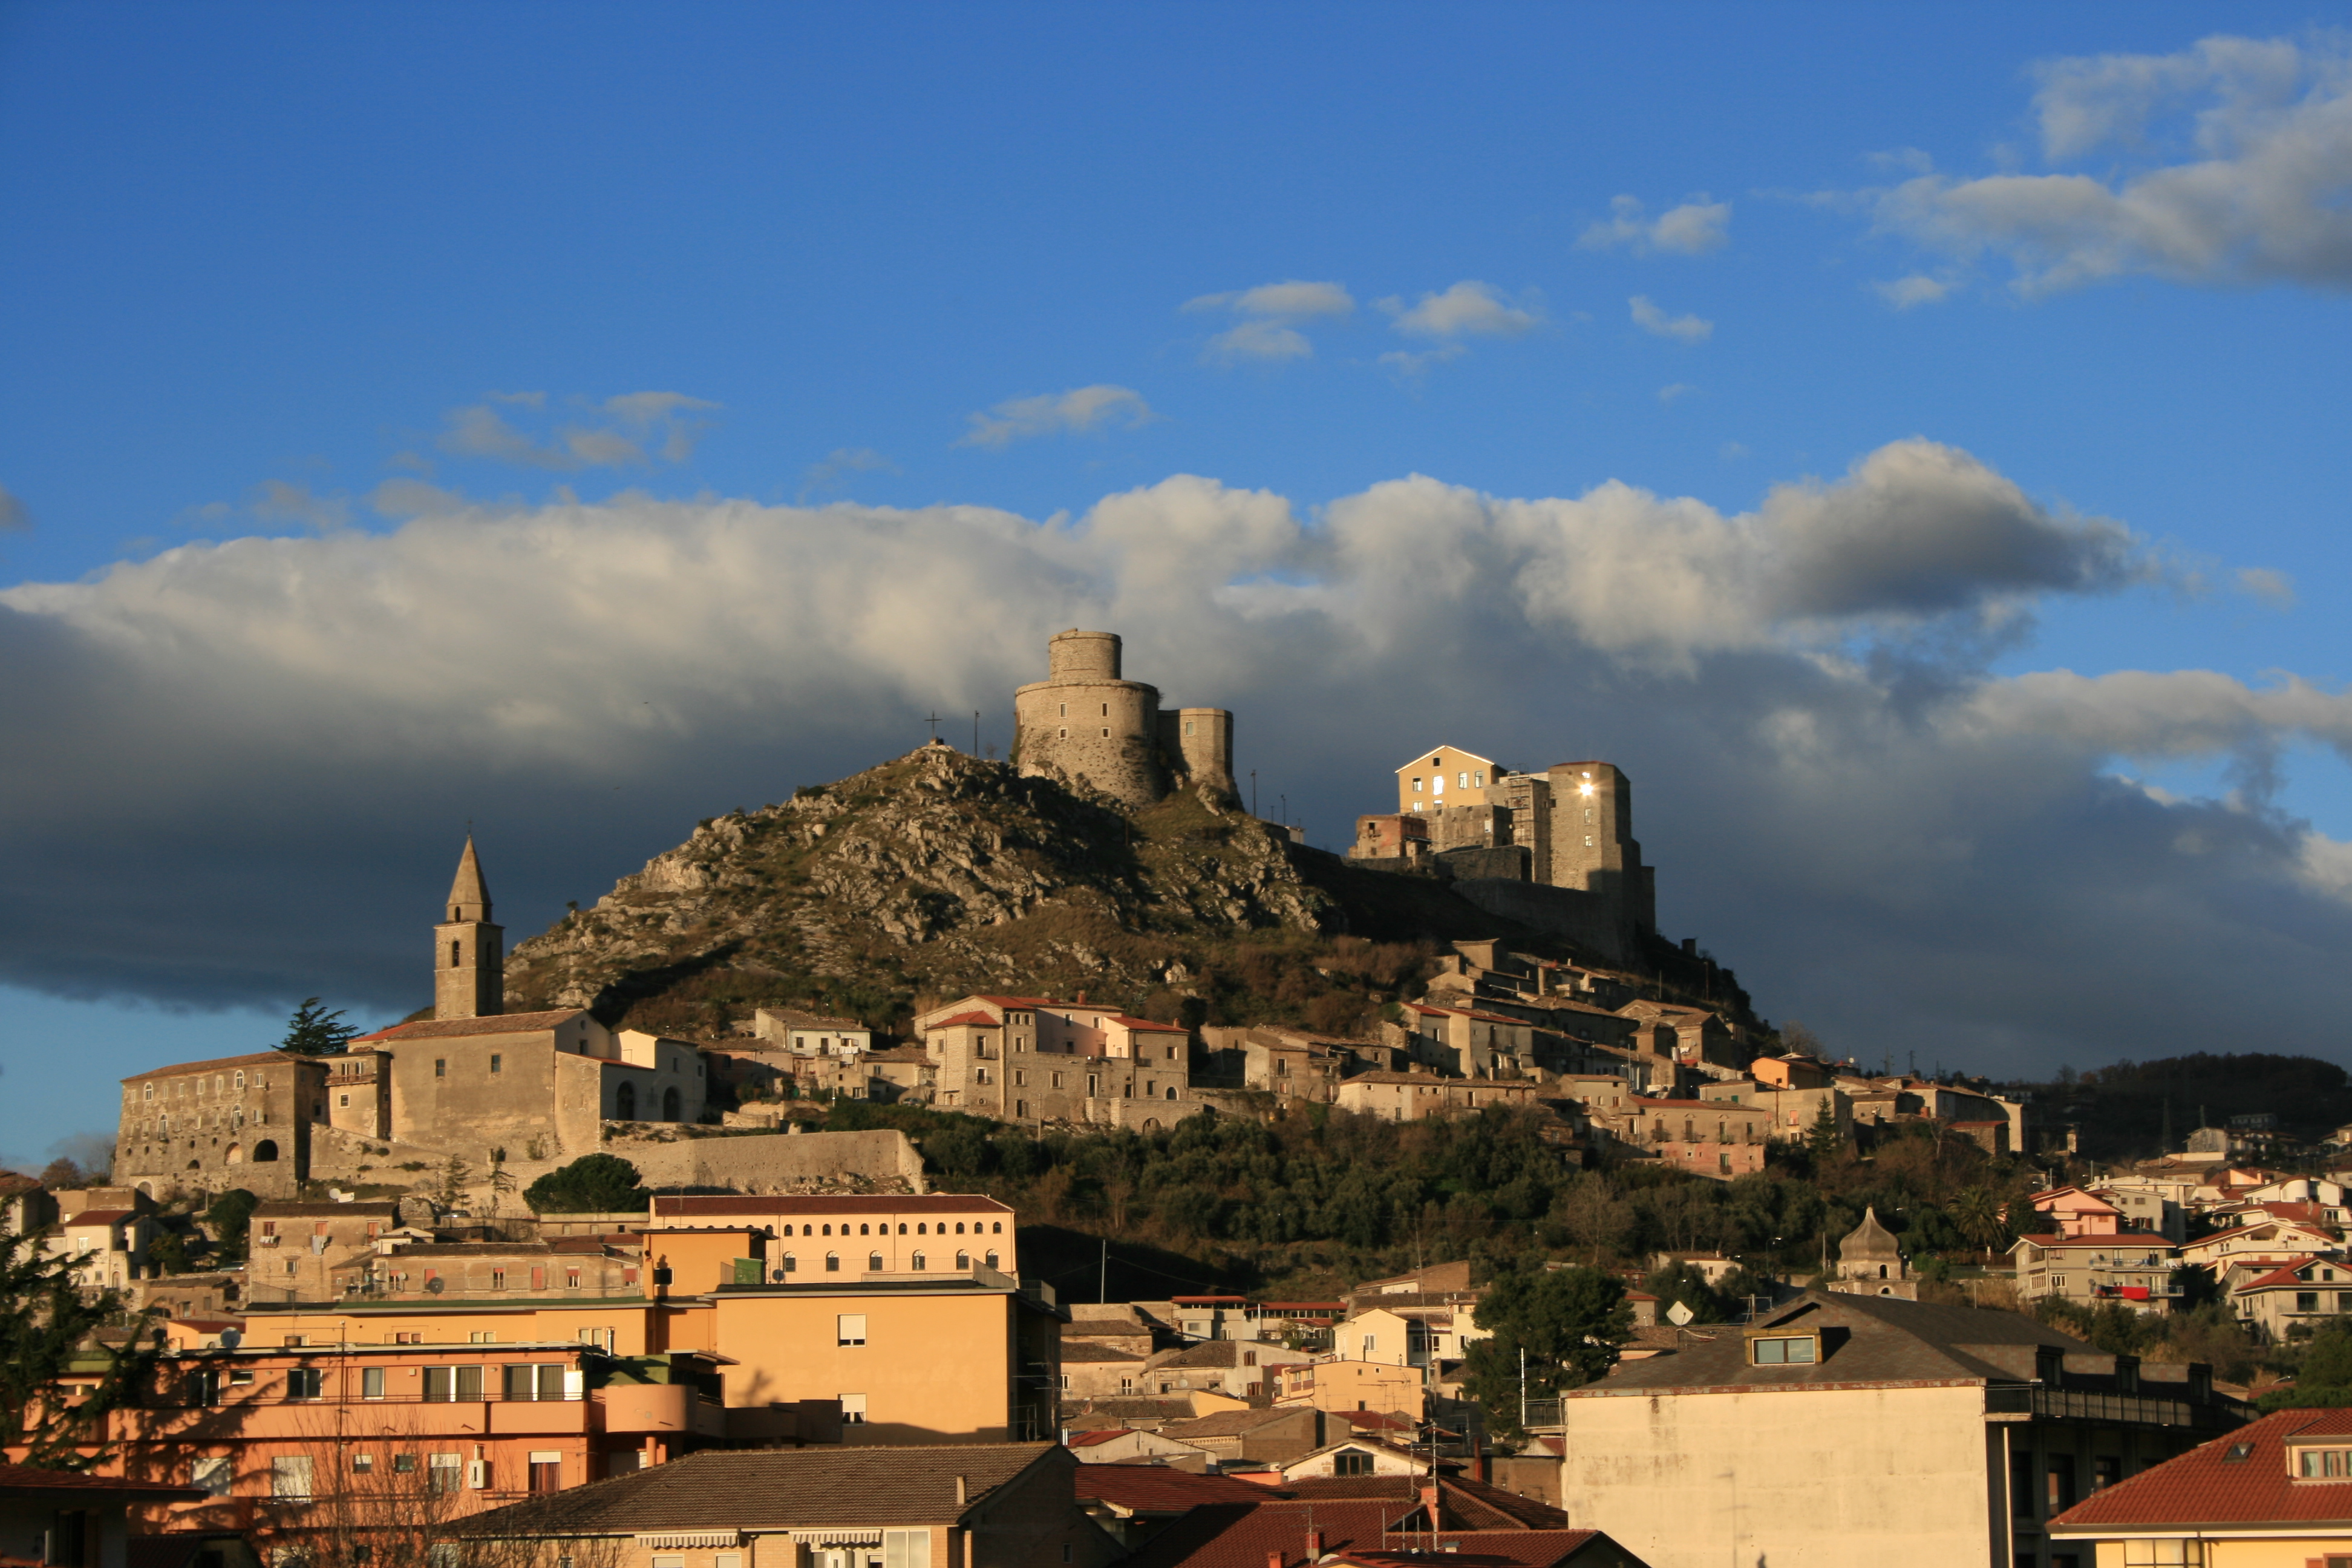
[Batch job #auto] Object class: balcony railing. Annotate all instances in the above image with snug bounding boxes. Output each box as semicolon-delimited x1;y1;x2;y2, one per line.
1983;1384;2242;1432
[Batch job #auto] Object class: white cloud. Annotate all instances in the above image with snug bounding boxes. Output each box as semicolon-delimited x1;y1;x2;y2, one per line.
1377;345;1467;378
1629;295;1714;342
0;483;28;531
1658;383;1696;404
1578;194;1733;255
7;438;2341;1078
1204;319;1314;365
437;390;720;469
1185;279;1354;364
956;385;1156;449
2238;566;2296;607
1383;281;1542;340
1875;273;1957;308
1870;34;2352;295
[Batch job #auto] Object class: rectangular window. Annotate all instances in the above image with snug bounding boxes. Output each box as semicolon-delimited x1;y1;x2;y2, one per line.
2120;1544;2204;1566
352;1452;374;1472
883;1530;932;1568
287;1367;322;1400
839;1392;868;1423
362;1367;385;1400
528;1451;562;1493
191;1456;232;1497
434;1059;446;1077
428;1454;463;1494
271;1455;314;1500
2302;1291;2323;1312
2094;1455;2121;1491
838;1314;867;1346
490;1054;501;1073
2047;1455;2076;1513
2010;1451;2035;1518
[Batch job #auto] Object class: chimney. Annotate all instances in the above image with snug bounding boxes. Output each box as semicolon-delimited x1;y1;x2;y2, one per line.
1267;1555;1284;1568
955;1475;967;1507
1421;1480;1442;1526
1304;1529;1323;1558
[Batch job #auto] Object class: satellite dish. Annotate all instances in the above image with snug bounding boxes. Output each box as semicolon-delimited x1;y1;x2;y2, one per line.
1666;1301;1695;1326
425;1278;445;1294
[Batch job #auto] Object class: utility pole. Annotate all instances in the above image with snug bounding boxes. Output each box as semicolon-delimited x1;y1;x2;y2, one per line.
1250;770;1258;817
973;711;979;754
1099;1236;1108;1304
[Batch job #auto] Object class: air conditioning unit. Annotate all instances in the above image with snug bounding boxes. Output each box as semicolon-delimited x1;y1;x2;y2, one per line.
466;1461;487;1489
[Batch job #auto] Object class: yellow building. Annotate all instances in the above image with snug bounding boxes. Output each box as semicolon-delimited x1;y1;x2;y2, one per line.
1396;744;1501;813
256;1245;1062;1447
2051;1405;2352;1566
1272;1356;1425;1419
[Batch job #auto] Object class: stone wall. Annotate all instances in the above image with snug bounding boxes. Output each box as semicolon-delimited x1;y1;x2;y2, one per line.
604;1126;928;1194
1446;877;1631;964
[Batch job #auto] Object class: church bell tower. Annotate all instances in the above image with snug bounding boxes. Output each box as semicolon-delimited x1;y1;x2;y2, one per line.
433;835;504;1021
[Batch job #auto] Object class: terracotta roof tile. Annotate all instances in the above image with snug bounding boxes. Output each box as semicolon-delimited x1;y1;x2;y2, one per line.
2052;1408;2343;1530
353;1010;588;1044
1071;1466;1272;1512
652;1194;1008;1217
122;1051;301;1083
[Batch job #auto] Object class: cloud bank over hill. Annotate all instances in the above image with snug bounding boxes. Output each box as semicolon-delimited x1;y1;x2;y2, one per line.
5;440;2347;1074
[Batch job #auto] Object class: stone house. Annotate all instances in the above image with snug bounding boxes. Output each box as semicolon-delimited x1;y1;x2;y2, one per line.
243;1200;402;1304
1396;1001;1539;1079
1695;1076;1850;1144
1272;1357;1426;1420
751;1007;874;1057
1560;1290;2243;1568
1059;1341;1150;1400
47;1206;154;1293
913;994;1198;1128
1599;1096;1772;1179
1139;1339;1309;1399
1334;1070;1458;1122
332;1239;641;1304
1614;1000;1743;1072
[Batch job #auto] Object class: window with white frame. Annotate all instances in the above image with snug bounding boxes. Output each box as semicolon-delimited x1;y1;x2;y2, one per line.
839;1392;867;1423
838;1314;867;1346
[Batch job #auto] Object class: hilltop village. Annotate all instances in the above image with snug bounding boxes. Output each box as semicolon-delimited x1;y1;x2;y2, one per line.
18;629;2352;1567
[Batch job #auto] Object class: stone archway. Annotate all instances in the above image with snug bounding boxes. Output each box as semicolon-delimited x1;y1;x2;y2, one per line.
614;1082;636;1120
662;1086;682;1122
224;1146;242;1165
251;1139;279;1163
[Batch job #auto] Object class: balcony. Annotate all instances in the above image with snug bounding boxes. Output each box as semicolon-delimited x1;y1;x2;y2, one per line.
1982;1384;2241;1432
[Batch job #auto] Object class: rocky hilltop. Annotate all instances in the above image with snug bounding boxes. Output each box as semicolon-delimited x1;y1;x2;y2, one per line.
504;743;1517;1037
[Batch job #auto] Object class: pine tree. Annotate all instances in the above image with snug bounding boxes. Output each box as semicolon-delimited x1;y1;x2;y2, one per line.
0;1226;160;1467
1806;1099;1844;1163
278;996;357;1057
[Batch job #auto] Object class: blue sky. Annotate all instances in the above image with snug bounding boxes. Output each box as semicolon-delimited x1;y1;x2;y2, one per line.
4;4;2351;1165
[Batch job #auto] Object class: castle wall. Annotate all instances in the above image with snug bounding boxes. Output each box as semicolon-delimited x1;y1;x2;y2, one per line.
1159;707;1235;795
1446;877;1633;964
606;1127;927;1193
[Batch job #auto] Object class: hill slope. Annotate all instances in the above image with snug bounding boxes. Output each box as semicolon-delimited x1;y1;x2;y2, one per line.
504;743;1530;1035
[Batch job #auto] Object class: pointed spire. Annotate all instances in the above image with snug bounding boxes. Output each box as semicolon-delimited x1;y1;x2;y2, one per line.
1839;1206;1903;1263
445;835;492;924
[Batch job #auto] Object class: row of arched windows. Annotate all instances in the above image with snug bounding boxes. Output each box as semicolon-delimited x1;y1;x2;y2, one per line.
777;1249;998;1274
785;1220;1003;1238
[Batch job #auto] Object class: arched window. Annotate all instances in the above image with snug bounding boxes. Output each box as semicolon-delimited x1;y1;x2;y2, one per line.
955;1223;964;1235
992;1222;1002;1233
916;1223;926;1235
1166;1086;1178;1100
225;1145;242;1165
781;1253;797;1273
859;1224;869;1236
869;1252;883;1271
898;1224;907;1235
614;1082;636;1120
910;1252;926;1271
661;1086;682;1121
825;1253;840;1272
803;1224;814;1236
450;941;461;967
822;1224;831;1236
252;1139;279;1163
985;1251;999;1270
955;1251;970;1269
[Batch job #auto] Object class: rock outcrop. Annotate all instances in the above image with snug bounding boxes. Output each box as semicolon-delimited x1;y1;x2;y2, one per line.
503;743;1476;1033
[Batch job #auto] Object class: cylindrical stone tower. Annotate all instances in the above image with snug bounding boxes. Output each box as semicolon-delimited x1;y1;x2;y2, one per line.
1013;629;1166;808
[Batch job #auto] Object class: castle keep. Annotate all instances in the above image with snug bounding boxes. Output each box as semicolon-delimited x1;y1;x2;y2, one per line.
1353;745;1659;964
1012;629;1233;809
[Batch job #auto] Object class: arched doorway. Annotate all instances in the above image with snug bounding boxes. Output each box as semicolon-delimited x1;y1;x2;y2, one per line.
251;1140;279;1163
614;1082;636;1120
224;1146;242;1165
662;1086;682;1122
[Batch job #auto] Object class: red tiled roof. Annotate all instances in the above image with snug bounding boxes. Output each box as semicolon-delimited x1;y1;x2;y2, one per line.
1109;1015;1189;1034
1065;1429;1132;1447
2052;1408;2352;1530
121;1051;296;1083
652;1194;1010;1217
0;1465;205;1501
2233;1256;2335;1292
970;995;1065;1008
64;1209;136;1226
352;1010;587;1043
926;1012;1000;1030
1071;1466;1269;1511
1123;1496;1607;1568
2013;1231;2175;1249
